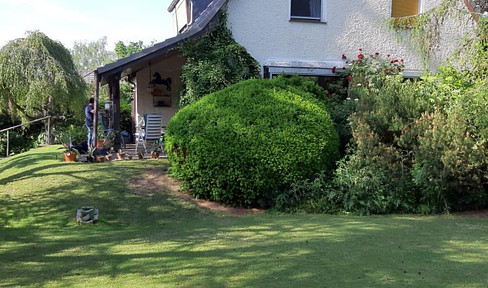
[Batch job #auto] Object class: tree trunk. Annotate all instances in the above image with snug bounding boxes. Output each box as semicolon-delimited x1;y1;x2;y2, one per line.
44;114;54;145
44;97;54;145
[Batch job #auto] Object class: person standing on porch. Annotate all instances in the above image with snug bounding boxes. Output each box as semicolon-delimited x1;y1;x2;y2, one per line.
84;97;95;148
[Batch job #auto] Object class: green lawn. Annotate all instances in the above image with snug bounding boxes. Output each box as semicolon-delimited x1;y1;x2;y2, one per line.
0;146;487;287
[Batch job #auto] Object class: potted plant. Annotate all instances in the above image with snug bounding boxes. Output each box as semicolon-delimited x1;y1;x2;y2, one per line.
151;146;160;159
96;154;105;163
86;147;97;163
151;138;163;159
57;137;80;162
117;149;125;160
96;139;105;149
137;151;144;160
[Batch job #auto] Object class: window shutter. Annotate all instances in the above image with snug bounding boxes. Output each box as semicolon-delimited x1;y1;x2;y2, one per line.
391;0;418;18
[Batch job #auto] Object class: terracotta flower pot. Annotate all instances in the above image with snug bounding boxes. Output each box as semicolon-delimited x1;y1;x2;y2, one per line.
96;139;105;149
64;152;77;162
151;152;160;159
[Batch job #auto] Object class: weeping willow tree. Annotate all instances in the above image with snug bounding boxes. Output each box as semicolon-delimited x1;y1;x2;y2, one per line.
0;31;86;144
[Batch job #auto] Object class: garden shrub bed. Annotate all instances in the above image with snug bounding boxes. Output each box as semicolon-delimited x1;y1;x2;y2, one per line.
165;77;340;207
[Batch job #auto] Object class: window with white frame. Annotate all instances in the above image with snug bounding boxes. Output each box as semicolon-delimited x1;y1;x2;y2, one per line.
290;0;326;22
174;0;192;33
391;0;422;18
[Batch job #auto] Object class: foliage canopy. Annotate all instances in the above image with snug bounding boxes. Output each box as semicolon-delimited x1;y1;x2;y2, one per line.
0;31;86;125
114;40;146;59
71;37;115;72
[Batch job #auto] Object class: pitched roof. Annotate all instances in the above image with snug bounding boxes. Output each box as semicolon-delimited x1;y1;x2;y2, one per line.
96;0;226;84
168;0;214;20
191;0;216;20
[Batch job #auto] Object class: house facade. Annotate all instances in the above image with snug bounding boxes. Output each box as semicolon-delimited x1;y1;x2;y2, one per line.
225;0;476;76
93;0;481;147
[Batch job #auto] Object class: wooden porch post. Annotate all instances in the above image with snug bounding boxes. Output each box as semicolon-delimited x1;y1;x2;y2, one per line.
111;76;121;151
128;78;137;144
93;72;100;148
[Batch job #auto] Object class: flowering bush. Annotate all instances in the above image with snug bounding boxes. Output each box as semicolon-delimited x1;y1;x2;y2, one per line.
325;49;406;154
277;43;488;214
329;52;423;214
333;47;488;214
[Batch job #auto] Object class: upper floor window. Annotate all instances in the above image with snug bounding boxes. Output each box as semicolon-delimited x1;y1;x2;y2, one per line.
290;0;326;22
391;0;421;18
173;0;192;33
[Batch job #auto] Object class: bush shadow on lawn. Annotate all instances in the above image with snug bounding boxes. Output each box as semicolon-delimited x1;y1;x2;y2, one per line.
1;211;487;287
0;151;62;182
0;148;487;287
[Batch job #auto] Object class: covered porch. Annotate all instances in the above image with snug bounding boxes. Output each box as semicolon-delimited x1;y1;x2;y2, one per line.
92;47;184;153
91;0;225;152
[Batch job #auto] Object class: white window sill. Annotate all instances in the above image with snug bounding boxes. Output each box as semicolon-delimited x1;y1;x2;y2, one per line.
289;16;327;23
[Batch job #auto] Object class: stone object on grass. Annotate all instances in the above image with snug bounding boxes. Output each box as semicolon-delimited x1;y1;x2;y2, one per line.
76;207;99;224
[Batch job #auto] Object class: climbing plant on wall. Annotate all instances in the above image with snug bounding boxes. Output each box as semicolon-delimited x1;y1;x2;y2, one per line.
456;16;488;79
389;0;466;67
179;12;260;107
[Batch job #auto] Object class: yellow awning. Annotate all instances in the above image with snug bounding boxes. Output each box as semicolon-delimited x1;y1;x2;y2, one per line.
392;0;418;18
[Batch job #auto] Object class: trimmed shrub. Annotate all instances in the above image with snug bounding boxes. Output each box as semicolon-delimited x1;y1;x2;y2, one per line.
165;77;340;207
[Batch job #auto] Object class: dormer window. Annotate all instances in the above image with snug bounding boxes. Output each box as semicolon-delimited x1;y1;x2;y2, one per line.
391;0;422;18
290;0;327;22
172;0;192;34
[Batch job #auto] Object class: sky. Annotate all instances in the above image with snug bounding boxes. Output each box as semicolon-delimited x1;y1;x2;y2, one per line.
0;0;175;50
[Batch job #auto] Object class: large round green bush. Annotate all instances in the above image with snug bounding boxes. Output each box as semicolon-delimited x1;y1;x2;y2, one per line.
165;77;340;207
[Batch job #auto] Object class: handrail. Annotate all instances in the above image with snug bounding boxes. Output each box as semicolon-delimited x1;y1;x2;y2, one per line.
1;115;51;158
0;115;51;133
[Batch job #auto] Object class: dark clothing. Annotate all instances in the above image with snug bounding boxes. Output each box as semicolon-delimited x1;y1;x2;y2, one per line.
84;104;94;127
85;104;94;147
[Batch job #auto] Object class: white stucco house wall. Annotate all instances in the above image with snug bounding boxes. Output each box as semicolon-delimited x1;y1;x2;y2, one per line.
225;0;477;76
94;0;481;141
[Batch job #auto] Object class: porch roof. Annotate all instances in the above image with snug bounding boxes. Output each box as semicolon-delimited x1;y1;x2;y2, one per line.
95;0;227;85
